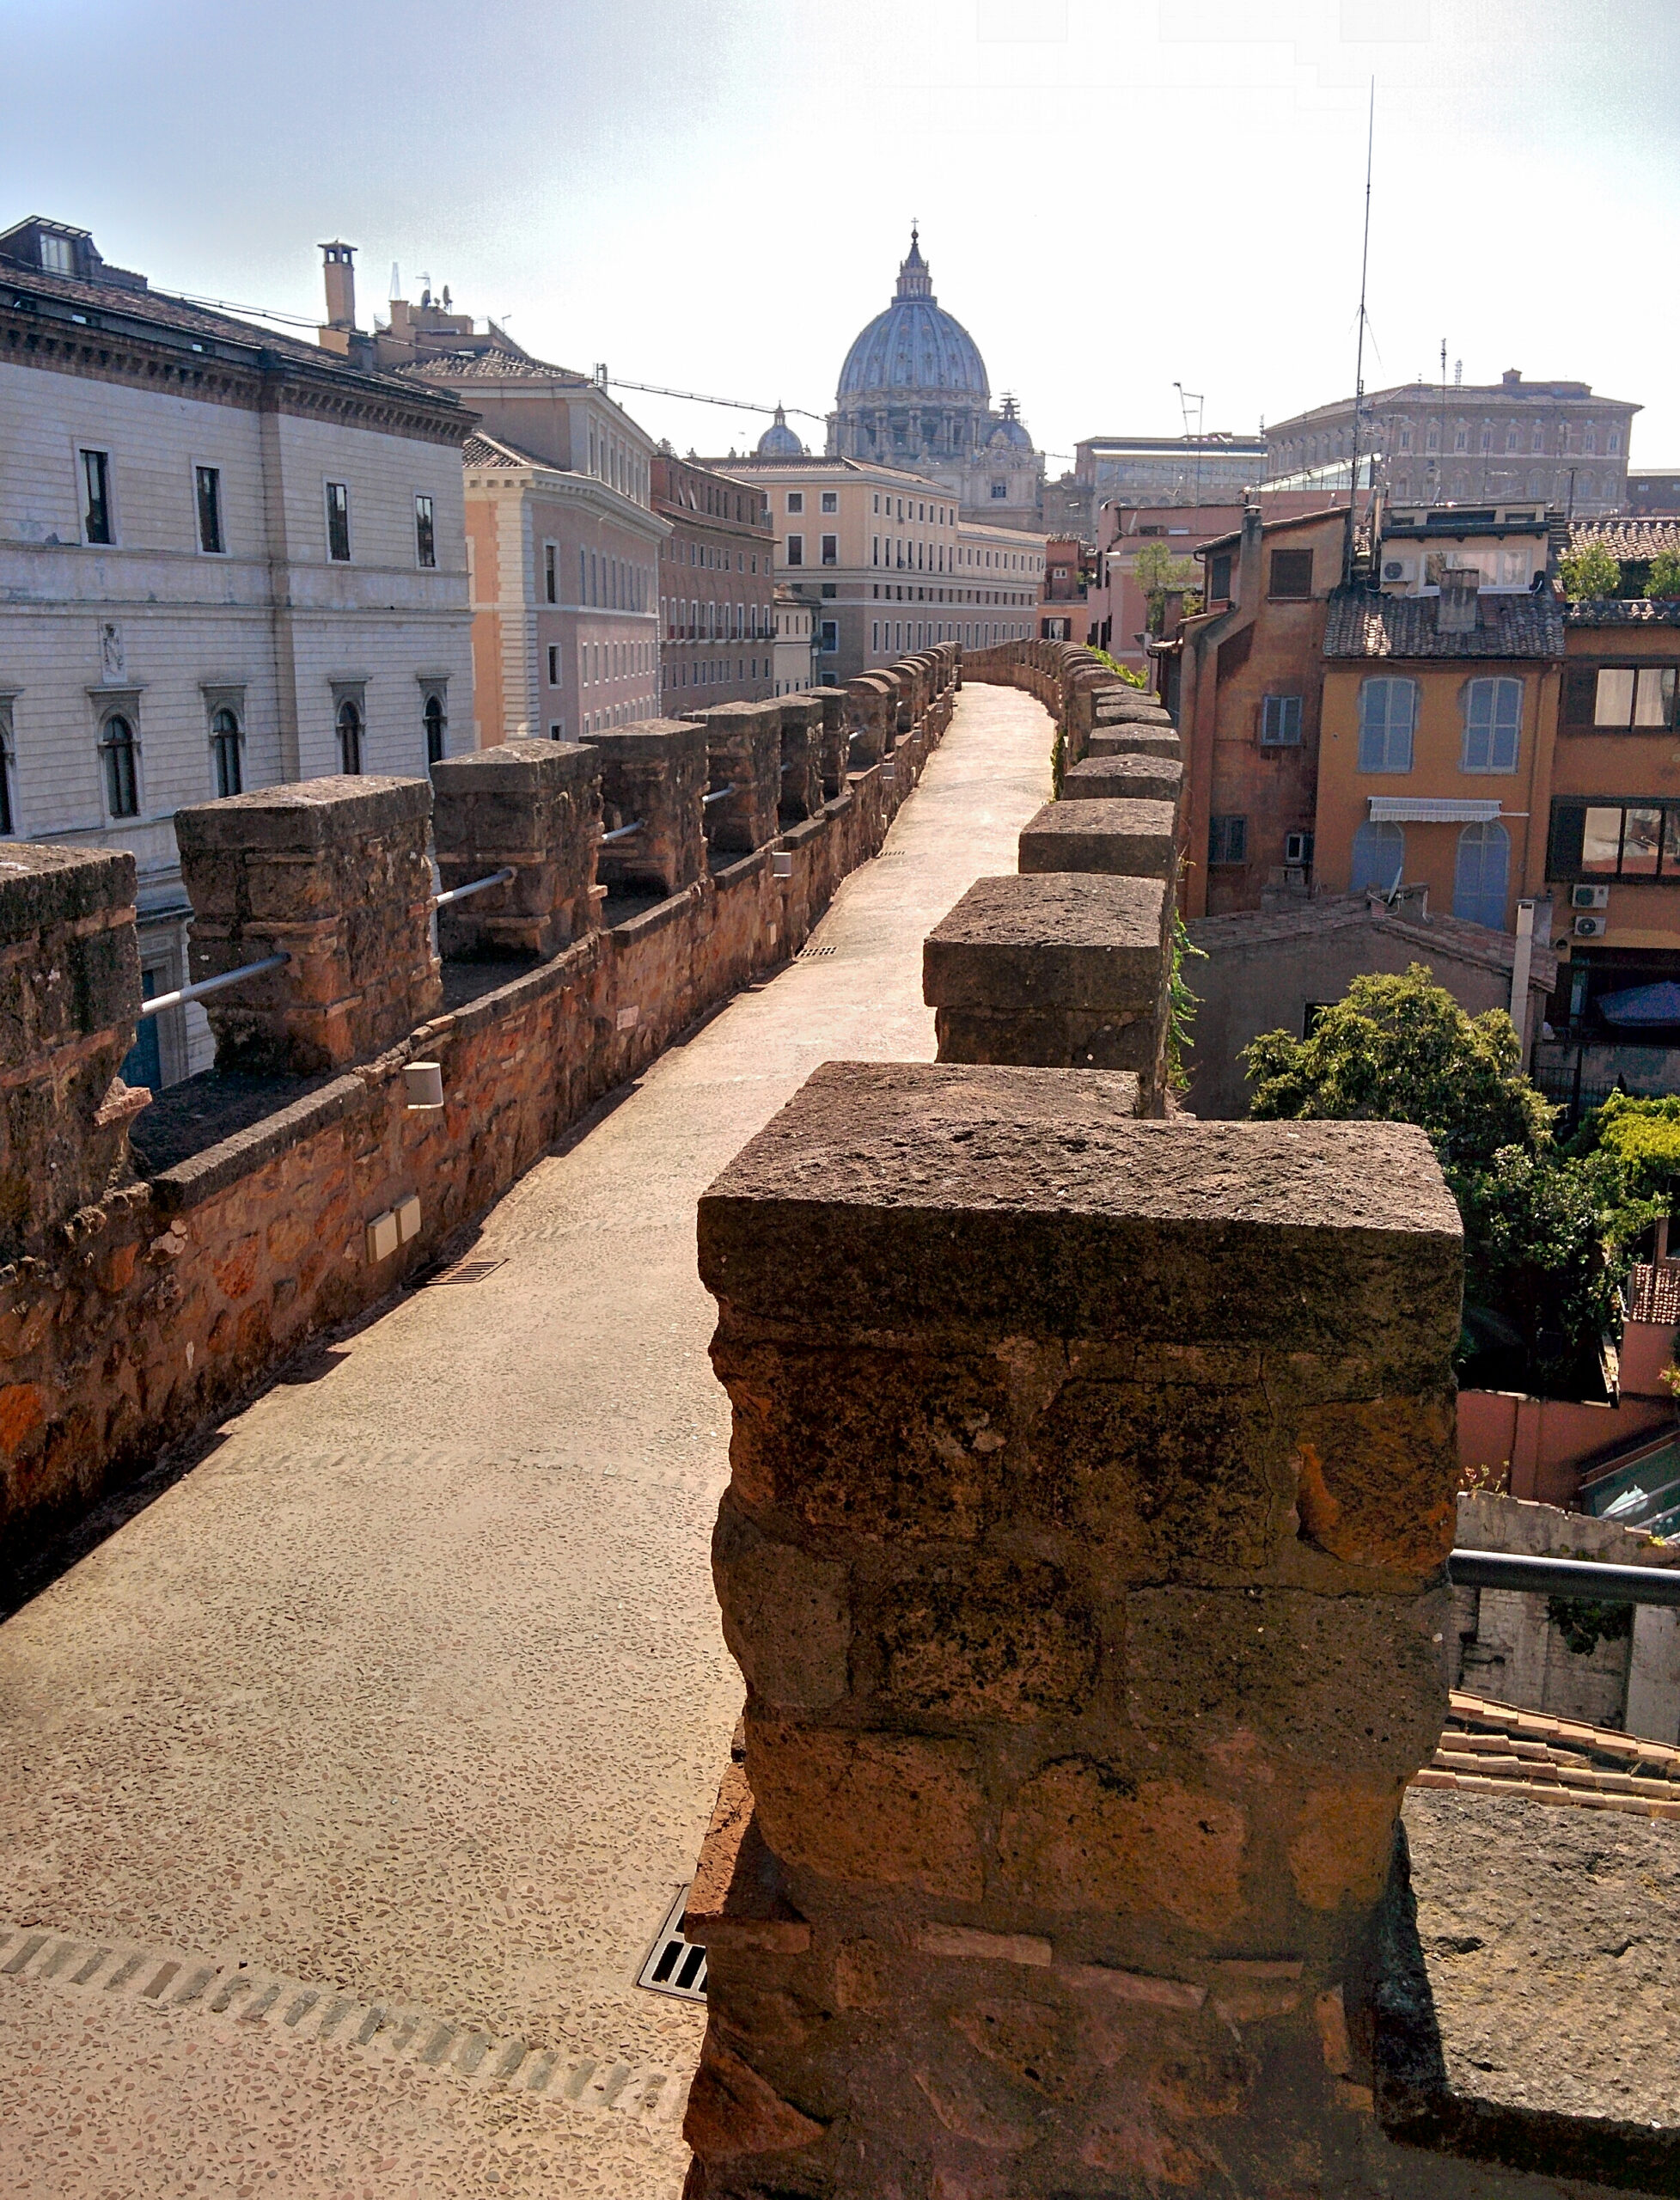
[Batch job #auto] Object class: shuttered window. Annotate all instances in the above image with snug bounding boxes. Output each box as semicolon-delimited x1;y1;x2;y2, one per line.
1268;548;1313;599
1357;677;1418;773
1461;677;1523;772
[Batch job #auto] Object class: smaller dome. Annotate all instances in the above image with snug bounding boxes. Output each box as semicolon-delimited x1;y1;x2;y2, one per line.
757;404;806;457
991;394;1034;450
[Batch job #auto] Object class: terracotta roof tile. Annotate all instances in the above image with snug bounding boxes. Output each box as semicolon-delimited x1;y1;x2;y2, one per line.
1571;516;1680;559
1324;585;1564;659
400;347;590;385
1628;1262;1680;1326
1415;1691;1680;1818
1565;596;1680;626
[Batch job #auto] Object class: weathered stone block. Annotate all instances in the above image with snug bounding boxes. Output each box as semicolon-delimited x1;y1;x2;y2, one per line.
925;872;1170;1084
747;1718;986;1899
175;776;439;1076
844;675;896;769
1017;798;1177;883
778;696;824;824
0;843;143;1258
580;718;707;895
685;700;783;854
431;737;602;956
1086;725;1182;761
816;688;849;798
688;1064;1466;2196
1060;755;1183;807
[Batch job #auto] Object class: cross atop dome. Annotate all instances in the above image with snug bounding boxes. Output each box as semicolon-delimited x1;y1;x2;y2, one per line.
895;223;933;302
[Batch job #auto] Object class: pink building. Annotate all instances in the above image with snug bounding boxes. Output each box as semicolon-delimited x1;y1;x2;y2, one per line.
404;339;664;742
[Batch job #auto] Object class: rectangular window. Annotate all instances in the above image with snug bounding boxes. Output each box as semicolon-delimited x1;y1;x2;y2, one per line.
786;491;804;514
1208;553;1232;602
1549;798;1680;880
81;449;113;544
1357;676;1418;773
413;492;437;569
0;701;15;835
871;620;880;652
1462;676;1523;772
1268;547;1313;598
821;491;838;514
1208;814;1248;865
548;645;559;686
821;534;838;566
786;534;804;566
325;480;351;562
195;465;224;553
820;620;839;653
545;543;558;603
1260;694;1303;747
1591;663;1677;730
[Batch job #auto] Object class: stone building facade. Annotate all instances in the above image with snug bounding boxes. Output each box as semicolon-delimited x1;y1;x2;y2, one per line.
651;452;775;709
718;455;1045;683
1268;370;1640;516
826;229;1045;533
772;586;816;695
404;339;663;742
0;217;475;1086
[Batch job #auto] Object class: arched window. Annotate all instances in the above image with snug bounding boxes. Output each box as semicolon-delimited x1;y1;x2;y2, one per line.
211;706;242;798
1350;819;1405;895
424;692;446;768
1357;678;1417;773
338;697;363;775
1462;677;1522;772
101;713;139;817
1454;820;1510;931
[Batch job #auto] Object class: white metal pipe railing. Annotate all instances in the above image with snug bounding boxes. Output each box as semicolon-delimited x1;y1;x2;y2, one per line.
138;954;289;1018
432;865;516;909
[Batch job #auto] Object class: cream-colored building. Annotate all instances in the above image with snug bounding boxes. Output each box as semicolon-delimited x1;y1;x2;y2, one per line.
718;453;1043;682
772;587;816;695
0;218;474;1086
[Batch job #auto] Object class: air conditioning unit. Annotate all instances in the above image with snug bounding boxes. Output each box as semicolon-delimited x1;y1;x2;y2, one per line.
1574;914;1608;938
1571;883;1610;910
1383;559;1407;582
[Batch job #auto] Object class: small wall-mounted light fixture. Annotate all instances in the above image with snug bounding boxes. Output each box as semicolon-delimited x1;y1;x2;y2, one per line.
405;1060;444;1109
772;851;794;878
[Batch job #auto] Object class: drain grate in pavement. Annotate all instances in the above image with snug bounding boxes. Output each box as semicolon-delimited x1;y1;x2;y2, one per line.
426;1257;504;1286
0;1921;692;2124
797;944;837;960
638;1889;707;2002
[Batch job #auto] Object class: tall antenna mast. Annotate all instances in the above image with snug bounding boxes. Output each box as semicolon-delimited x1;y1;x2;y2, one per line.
1345;80;1375;584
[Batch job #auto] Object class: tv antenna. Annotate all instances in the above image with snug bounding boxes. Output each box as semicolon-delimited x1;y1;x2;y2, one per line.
1174;382;1204;504
1345;80;1376;583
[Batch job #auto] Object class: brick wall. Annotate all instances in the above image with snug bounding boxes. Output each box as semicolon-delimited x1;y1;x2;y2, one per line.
0;651;959;1574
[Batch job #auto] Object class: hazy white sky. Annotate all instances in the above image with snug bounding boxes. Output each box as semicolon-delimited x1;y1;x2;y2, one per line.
5;0;1677;466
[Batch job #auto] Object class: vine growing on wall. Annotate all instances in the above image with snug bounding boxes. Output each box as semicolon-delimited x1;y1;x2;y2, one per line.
1166;904;1205;1093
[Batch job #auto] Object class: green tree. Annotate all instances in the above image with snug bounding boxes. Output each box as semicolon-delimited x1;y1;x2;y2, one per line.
1647;547;1680;601
1242;966;1659;1387
1133;540;1202;632
1558;539;1622;602
1243;964;1552;1172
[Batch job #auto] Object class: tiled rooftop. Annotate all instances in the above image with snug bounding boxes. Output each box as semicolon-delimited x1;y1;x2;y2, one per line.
401;347;590;385
1565;596;1680;626
1571;516;1680;559
461;429;542;470
1324;585;1565;659
1413;1690;1680;1818
1628;1259;1680;1326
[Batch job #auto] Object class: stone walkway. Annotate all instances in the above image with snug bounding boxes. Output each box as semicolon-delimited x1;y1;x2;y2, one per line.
0;683;1052;2200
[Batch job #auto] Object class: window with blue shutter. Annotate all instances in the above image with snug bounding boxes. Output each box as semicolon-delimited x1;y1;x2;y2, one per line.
1462;677;1523;773
1357;678;1417;773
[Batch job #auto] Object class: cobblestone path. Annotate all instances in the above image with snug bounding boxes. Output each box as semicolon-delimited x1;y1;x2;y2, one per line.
0;682;1052;2199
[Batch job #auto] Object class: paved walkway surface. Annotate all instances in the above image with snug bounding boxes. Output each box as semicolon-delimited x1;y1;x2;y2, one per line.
0;683;1051;2200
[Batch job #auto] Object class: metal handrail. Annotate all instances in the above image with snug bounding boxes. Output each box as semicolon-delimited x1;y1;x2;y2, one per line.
433;865;516;909
1449;1548;1680;1608
600;820;645;844
702;788;732;807
139;953;289;1018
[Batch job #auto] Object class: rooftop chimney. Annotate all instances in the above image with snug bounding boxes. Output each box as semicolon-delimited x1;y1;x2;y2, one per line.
319;241;357;338
1503;368;1523;389
1438;568;1481;633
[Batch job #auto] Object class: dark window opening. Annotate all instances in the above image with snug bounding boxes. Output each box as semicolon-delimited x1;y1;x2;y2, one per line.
326;480;351;562
1261;694;1303;746
1268;547;1313;599
338;698;363;774
1208;814;1248;866
82;449;112;544
425;693;445;767
195;465;223;554
1209;552;1232;601
101;715;138;817
211;706;241;798
414;493;437;569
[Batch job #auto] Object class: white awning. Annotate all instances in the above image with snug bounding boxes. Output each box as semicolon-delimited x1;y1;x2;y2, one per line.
1367;796;1504;824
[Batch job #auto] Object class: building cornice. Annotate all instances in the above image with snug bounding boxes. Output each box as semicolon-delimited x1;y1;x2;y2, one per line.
466;462;670;541
0;294;475;447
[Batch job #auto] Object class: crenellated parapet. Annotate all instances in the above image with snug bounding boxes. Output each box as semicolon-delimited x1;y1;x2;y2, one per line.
687;1063;1463;2197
